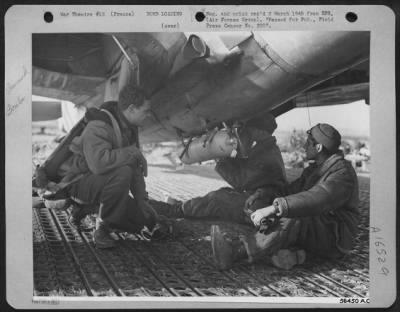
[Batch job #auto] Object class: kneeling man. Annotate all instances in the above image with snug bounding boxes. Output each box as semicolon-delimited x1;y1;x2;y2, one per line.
66;85;159;248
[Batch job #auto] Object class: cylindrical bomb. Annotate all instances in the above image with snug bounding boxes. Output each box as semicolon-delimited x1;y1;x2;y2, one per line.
180;129;238;164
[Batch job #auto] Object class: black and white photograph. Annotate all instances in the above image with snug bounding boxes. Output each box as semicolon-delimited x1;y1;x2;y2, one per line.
31;29;371;297
5;5;397;309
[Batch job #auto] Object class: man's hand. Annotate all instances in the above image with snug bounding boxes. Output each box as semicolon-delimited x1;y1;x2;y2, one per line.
132;147;148;177
140;200;160;223
245;192;260;210
138;153;148;177
250;205;276;227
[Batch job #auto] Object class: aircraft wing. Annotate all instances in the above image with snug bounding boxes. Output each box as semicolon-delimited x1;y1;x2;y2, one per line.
32;31;369;143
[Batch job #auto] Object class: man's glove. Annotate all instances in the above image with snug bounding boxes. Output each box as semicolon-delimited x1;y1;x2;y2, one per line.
140;214;174;241
243;190;264;225
250;205;277;227
258;215;280;235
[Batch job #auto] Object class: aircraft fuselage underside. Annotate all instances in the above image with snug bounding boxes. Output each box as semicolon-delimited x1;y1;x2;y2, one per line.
32;31;370;143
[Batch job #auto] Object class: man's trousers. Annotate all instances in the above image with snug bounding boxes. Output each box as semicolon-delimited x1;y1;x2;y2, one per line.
182;188;342;261
68;165;152;232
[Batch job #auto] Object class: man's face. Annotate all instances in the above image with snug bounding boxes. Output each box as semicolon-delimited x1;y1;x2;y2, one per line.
304;134;319;160
125;100;152;126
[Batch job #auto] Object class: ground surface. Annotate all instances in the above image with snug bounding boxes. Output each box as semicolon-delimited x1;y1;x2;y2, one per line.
33;161;370;298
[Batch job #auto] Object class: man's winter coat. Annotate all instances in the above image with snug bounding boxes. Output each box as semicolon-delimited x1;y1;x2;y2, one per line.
64;101;144;181
215;135;287;199
274;152;359;255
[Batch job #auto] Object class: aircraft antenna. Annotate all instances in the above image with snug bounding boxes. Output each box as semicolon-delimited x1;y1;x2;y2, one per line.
112;35;141;86
306;95;312;127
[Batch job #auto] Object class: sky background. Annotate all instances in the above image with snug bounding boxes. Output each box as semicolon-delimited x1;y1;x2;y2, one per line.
33;95;370;138
276;100;369;137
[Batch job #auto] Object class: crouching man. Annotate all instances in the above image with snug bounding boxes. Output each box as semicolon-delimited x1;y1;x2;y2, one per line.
65;85;161;248
212;123;360;270
154;114;288;225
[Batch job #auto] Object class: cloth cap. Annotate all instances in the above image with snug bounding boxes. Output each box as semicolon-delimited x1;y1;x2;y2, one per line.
307;123;341;153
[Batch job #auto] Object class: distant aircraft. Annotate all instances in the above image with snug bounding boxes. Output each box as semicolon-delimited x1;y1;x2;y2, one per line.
32;31;369;163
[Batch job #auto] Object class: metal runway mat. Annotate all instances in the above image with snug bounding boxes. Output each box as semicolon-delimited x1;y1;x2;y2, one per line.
33;166;370;297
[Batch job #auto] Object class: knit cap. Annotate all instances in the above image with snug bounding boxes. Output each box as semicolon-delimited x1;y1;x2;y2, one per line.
307;123;341;153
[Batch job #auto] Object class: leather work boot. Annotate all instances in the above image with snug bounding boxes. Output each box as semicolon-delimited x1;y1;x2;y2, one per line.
271;249;306;270
211;225;247;270
93;221;117;249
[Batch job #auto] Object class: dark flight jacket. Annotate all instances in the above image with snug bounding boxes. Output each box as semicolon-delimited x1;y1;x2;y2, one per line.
66;101;143;181
215;136;288;201
275;152;360;255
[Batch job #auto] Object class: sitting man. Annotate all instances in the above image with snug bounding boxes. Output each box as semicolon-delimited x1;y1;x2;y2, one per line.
155;114;288;226
212;123;360;270
65;85;160;248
